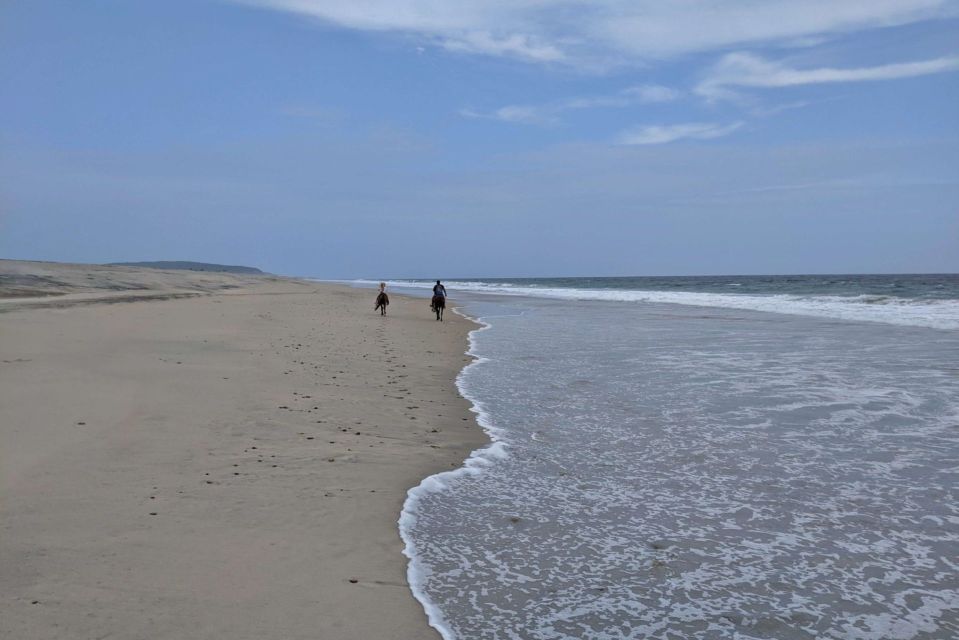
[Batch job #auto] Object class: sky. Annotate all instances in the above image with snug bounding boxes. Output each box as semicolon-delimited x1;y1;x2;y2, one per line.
1;0;957;277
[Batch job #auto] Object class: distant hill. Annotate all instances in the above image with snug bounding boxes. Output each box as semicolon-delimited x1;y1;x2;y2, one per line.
108;261;265;274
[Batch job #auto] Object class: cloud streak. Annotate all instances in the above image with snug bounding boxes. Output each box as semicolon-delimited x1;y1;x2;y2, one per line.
440;31;564;62
616;122;744;145
461;85;680;125
231;1;957;65
698;53;959;99
460;105;560;126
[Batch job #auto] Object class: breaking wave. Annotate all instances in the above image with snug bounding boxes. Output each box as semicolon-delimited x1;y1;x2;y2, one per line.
358;280;959;330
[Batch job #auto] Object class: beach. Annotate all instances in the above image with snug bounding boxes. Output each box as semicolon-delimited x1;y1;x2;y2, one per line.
0;261;485;640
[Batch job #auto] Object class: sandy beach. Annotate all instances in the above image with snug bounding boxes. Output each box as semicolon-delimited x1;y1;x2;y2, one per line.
0;260;485;639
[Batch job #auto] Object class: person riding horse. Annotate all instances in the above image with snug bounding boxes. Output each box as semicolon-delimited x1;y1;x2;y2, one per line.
374;282;389;316
431;280;447;321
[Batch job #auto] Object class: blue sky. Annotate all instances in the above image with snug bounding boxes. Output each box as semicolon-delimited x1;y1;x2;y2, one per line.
1;0;957;277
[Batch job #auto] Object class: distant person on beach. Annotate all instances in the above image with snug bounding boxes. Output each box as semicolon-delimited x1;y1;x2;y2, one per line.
374;282;389;316
431;280;447;321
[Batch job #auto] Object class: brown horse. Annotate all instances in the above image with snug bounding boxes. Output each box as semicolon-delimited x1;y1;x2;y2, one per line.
430;294;445;321
374;291;389;315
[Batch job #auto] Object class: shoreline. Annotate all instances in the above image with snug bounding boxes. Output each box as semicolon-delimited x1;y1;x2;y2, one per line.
0;261;488;639
399;308;501;640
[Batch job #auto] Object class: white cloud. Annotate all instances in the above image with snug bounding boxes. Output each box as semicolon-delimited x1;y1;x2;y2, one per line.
440;30;564;62
231;1;957;65
462;84;680;125
617;122;744;145
698;52;959;98
595;1;954;58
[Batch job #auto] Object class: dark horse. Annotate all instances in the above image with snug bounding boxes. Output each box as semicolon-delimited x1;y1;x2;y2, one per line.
374;291;389;316
430;294;445;321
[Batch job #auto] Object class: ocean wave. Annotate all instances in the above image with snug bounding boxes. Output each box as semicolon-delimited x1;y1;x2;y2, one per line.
391;293;959;639
358;280;959;330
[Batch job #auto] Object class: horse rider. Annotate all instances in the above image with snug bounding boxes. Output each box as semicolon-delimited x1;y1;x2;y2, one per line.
431;280;447;312
374;282;389;315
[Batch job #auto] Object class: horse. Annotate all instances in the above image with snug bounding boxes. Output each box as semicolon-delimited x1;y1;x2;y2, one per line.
430;294;445;321
374;291;389;316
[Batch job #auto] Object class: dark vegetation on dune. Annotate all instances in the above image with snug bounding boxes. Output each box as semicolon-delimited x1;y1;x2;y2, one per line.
108;261;265;274
0;259;273;307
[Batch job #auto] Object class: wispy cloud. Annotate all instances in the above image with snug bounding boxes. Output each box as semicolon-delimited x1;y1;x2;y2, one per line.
460;105;560;126
440;31;564;63
711;178;862;197
595;1;955;58
622;85;681;103
616;122;744;145
748;100;813;117
698;52;959;99
461;84;680;125
230;1;957;66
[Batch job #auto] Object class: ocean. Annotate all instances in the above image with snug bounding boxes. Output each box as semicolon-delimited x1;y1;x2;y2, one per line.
364;275;959;640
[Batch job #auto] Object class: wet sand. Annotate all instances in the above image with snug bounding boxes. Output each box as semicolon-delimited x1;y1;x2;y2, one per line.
0;261;484;639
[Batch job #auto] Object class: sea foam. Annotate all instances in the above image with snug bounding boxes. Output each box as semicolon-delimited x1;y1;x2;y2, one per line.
398;311;505;640
358;279;959;330
394;292;959;640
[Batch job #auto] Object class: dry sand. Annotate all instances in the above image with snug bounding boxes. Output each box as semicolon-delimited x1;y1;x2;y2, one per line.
0;260;486;639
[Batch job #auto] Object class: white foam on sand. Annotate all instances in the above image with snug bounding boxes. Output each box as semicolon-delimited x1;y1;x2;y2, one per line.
398;308;506;640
